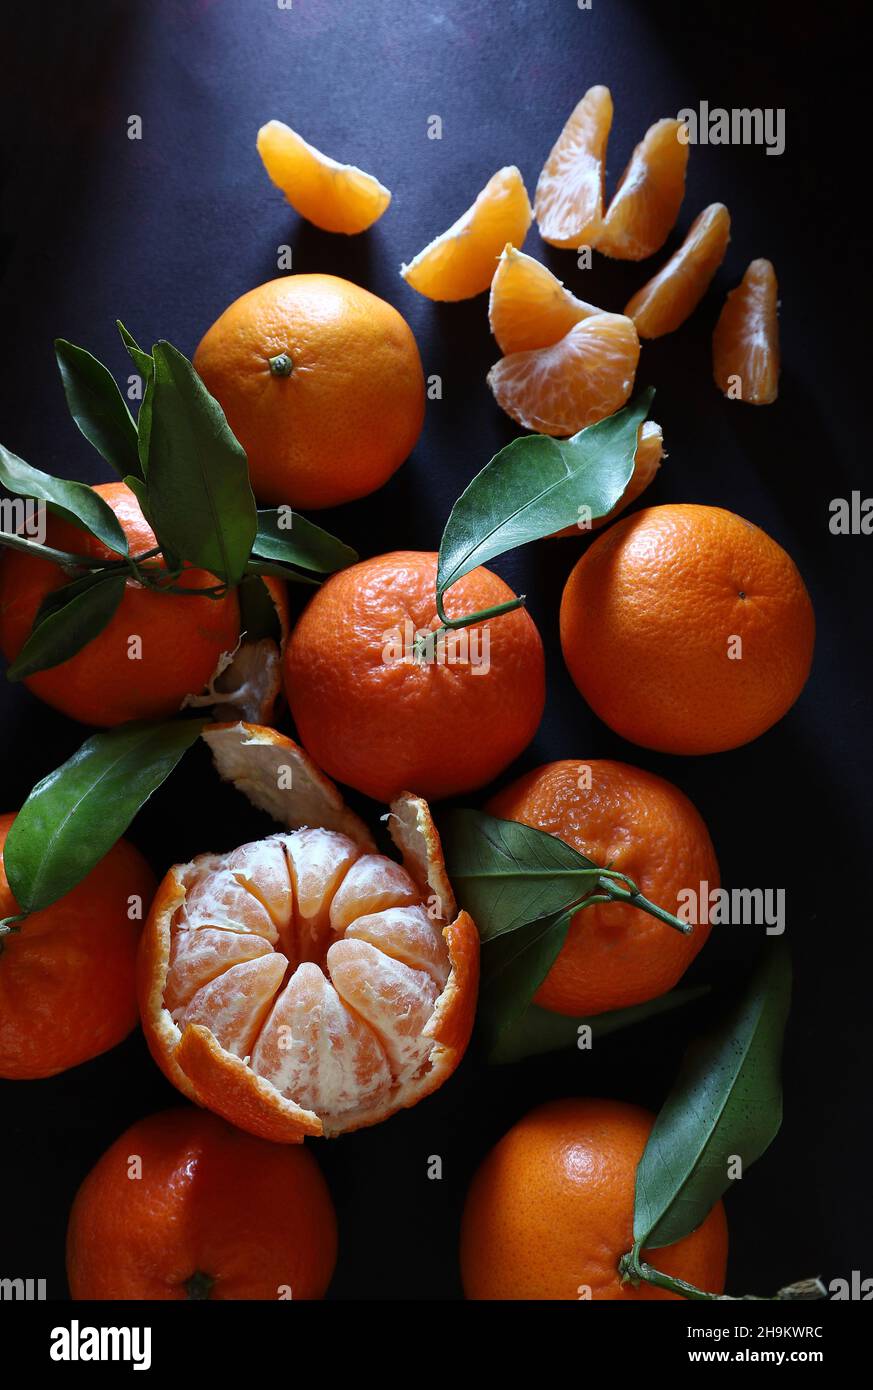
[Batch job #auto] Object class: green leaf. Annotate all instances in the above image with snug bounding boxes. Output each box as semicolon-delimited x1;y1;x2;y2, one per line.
117;323;154;475
244;558;319;586
479;909;572;1050
440;808;602;941
123;473;153;526
0;443;128;556
488;986;710;1065
6;572;127;680
437;388;654;600
54;339;141;480
117;320;154;382
253;509;358;574
237;574;281;643
3;718;206;915
633;942;791;1251
143;340;256;585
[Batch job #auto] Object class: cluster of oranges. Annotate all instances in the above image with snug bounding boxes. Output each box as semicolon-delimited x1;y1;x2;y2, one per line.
0;85;812;1302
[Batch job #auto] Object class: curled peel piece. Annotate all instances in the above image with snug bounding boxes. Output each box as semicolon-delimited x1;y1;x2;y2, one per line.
137;723;479;1140
186;578;290;726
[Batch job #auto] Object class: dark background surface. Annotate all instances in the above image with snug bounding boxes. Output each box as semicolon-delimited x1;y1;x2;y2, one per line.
0;0;869;1302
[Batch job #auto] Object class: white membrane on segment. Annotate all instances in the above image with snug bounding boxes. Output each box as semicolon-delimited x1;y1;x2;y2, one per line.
250;962;393;1115
345;905;450;987
164;829;451;1119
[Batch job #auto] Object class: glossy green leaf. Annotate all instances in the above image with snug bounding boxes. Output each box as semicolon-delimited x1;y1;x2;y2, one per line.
6;572;126;680
123;473;154;529
144;341;256;583
3;718;207;915
244;558;319;586
54;339;140;479
440;808;602;941
0;443;128;555
437;388;654;601
253;509;358;574
117;323;154;475
488;986;711;1066
634;942;791;1250
117;320;154;382
237;574;281;643
479;909;572;1051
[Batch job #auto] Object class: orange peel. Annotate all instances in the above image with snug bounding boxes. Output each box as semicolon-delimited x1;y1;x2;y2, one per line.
138;722;479;1140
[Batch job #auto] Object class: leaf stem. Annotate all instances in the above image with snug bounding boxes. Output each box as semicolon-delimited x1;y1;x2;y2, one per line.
0;530;118;571
598;876;692;936
432;593;526;636
619;1248;826;1302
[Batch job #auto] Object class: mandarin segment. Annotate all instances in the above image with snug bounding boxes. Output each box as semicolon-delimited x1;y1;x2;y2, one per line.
625;203;731;337
401;166;532;301
553;420;664;536
597;118;689;260
220;838;294;928
488;244;598;354
257;119;391;234
251;962;393;1116
327;938;440;1083
182;858;280;941
535;85;613;249
283;827;362;961
345;905;450;987
178;953;288;1058
329;854;422;933
487;311;640;436
165;927;274;1014
712;257;780;404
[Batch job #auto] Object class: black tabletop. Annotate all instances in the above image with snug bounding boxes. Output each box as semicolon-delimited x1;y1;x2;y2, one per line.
0;0;869;1302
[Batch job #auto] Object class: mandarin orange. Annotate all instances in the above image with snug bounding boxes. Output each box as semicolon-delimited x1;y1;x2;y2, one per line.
194;275;425;508
0;812;155;1078
0;481;250;727
67;1107;337;1299
461;1098;728;1300
560;504;815;754
138;723;479;1140
284;551;545;803
487;759;717;1016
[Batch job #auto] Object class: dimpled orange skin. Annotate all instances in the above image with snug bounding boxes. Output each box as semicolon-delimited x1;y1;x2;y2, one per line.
0;481;241;727
193;275;426;509
66;1107;337;1300
285;551;545;803
460;1098;729;1300
0;813;155;1079
487;760;717;1016
560;504;815;755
